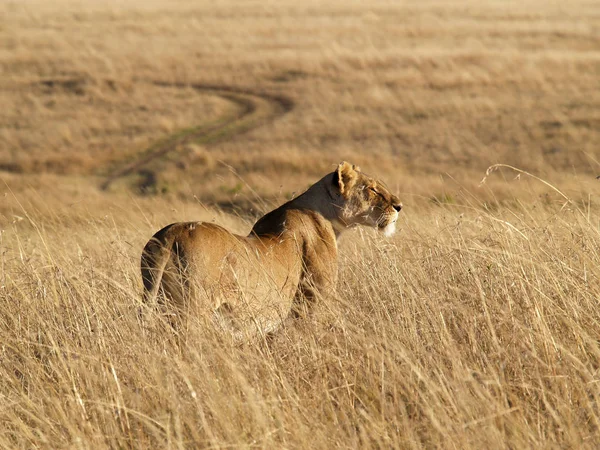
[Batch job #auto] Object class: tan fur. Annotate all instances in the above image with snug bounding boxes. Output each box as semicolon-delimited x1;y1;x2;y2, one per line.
140;162;402;341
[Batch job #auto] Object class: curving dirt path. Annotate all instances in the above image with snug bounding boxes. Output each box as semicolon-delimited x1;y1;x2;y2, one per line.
100;80;294;192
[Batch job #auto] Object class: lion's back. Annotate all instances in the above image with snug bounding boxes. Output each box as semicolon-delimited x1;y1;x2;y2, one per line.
141;221;243;289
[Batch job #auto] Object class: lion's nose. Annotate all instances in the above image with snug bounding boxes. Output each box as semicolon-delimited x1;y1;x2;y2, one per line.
393;203;402;212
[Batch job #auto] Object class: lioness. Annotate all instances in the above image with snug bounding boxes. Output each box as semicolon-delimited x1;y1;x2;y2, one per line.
141;162;402;340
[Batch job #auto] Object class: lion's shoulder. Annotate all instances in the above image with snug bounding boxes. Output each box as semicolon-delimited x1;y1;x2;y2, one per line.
250;203;334;242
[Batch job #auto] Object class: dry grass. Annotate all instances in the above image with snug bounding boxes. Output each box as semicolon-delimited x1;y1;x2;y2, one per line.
3;0;600;199
3;183;600;448
2;0;600;448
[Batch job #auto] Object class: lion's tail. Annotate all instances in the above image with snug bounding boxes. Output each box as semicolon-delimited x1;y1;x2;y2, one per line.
140;225;175;305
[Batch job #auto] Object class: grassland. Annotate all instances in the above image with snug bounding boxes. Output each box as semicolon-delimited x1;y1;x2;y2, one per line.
1;0;600;448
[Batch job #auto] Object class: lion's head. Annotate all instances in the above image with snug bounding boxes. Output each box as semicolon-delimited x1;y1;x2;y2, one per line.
331;161;402;237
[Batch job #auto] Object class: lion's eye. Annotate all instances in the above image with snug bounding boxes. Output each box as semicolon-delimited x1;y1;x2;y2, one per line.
369;187;378;195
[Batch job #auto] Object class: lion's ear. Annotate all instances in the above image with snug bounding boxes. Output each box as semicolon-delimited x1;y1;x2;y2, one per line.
334;161;358;195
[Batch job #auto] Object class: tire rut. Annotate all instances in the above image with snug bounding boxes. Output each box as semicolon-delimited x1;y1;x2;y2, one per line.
100;80;294;192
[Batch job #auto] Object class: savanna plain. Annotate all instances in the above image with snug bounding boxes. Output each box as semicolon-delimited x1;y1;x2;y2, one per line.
1;0;600;448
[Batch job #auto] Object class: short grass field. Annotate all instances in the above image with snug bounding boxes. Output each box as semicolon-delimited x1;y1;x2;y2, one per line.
1;0;600;447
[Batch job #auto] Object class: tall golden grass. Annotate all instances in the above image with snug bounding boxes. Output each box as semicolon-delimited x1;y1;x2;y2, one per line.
3;174;600;448
2;0;600;447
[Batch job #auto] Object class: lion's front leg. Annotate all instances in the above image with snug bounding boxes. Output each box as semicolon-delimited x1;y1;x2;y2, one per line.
291;244;338;318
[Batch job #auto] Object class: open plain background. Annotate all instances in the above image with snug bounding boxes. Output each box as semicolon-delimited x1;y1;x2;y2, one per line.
1;0;600;448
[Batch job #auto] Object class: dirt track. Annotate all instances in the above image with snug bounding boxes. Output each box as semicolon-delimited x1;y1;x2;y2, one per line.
99;80;294;192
